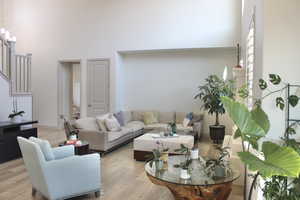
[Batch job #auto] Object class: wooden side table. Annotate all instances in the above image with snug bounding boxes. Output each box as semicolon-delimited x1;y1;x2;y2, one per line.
59;141;90;155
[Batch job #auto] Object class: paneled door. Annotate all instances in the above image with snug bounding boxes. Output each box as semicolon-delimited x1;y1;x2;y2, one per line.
87;59;110;117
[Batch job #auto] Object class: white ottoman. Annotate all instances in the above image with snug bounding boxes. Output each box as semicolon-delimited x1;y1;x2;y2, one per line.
133;133;194;161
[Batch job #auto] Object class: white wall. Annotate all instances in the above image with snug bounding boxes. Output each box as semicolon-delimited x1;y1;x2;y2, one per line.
120;49;235;135
262;0;300;140
3;0;241;127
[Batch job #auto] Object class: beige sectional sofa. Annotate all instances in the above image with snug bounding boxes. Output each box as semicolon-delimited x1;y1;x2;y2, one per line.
75;110;203;153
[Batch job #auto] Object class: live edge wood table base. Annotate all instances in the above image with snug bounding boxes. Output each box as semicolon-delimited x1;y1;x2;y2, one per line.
147;174;233;200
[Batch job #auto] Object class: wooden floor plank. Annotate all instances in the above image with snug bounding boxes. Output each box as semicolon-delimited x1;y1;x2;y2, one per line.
0;126;243;200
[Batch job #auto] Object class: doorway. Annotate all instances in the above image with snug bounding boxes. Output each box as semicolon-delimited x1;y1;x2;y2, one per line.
57;60;81;128
87;59;110;117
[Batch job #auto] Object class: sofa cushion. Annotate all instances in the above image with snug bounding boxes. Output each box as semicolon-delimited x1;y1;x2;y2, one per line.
183;118;191;127
105;114;121;132
145;123;168;130
131;111;144;121
158;111;175;123
143;112;158;125
176;124;193;132
175;112;188;124
123;111;132;124
108;127;131;142
75;117;99;131
125;121;145;132
96;113;111;131
29;137;55;161
114;111;125;126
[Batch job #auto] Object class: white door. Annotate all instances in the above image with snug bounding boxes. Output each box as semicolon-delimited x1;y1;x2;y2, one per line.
87;59;109;117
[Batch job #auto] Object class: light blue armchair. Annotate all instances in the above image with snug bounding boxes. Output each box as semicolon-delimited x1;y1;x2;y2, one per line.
17;137;101;200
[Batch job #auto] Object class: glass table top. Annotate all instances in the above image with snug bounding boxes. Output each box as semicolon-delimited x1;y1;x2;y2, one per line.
145;155;240;186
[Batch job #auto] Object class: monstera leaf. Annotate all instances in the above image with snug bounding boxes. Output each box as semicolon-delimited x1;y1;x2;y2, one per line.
239;142;300;178
221;97;266;137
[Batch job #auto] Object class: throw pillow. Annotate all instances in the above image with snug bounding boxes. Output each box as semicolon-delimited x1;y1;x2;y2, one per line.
186;112;193;120
105;114;121;132
30;137;55;161
74;117;99;131
143;112;158;125
183;118;190;128
96;113;110;132
114;111;125;126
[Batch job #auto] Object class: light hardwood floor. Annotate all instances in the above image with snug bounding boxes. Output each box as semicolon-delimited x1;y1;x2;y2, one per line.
0;127;243;200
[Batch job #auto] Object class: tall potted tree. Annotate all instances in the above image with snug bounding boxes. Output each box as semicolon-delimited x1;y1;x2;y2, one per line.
195;75;234;143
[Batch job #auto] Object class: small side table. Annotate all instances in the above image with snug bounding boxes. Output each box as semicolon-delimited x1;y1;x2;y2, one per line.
59;141;90;155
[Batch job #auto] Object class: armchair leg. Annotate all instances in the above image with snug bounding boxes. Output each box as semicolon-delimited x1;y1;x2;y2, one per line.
95;190;100;198
32;188;37;196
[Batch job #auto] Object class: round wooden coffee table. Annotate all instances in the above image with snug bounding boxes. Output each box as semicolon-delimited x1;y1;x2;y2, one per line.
145;156;240;200
60;141;90;155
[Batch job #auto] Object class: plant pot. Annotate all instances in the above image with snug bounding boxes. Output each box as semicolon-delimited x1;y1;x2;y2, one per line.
190;149;199;160
214;166;226;177
180;169;191;179
209;125;225;144
10;115;22;123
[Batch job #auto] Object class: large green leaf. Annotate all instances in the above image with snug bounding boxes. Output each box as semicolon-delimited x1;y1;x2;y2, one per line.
221;96;266;137
238;142;300;178
251;106;270;133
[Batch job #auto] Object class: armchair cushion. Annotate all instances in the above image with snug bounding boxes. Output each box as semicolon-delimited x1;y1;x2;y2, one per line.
52;145;75;160
30;137;55;161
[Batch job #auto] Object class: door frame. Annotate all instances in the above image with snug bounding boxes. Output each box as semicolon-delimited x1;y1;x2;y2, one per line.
57;59;82;128
86;58;110;117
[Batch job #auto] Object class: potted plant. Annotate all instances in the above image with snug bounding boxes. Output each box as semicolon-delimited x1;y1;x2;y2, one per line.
205;146;231;178
168;122;177;135
221;74;300;200
8;97;25;123
147;141;169;170
174;144;192;179
195;75;234;143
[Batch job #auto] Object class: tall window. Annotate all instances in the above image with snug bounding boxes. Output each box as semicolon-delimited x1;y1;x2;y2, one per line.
246;15;255;108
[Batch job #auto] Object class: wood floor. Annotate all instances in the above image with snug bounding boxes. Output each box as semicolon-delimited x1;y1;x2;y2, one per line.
0;126;243;200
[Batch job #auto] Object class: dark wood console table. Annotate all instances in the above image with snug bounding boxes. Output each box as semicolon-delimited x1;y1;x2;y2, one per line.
0;120;38;164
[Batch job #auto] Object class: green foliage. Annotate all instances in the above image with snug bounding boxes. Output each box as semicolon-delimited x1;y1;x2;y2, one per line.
269;74;282;85
8;111;25;119
288;95;299;107
238;85;249;99
263;176;300;200
259;79;268;90
174;144;192;170
221;97;267;137
238;142;300;178
276;97;285;110
195;75;234;125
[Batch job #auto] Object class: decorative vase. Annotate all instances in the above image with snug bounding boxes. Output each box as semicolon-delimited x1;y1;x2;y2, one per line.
214;166;226;177
69;135;77;141
190;149;199;159
10;115;22;123
180;169;191;179
155;160;164;171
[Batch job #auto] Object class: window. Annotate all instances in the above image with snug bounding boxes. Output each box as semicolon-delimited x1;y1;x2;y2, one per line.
246;15;255;108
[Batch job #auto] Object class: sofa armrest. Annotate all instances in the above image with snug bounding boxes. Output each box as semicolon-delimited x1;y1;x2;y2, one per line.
44;154;101;199
78;129;108;151
52;145;75;160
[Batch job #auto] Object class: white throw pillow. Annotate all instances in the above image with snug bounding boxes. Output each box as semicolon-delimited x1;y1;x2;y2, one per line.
75;117;99;131
30;137;55;161
96;113;111;131
183;118;190;128
105;114;121;132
